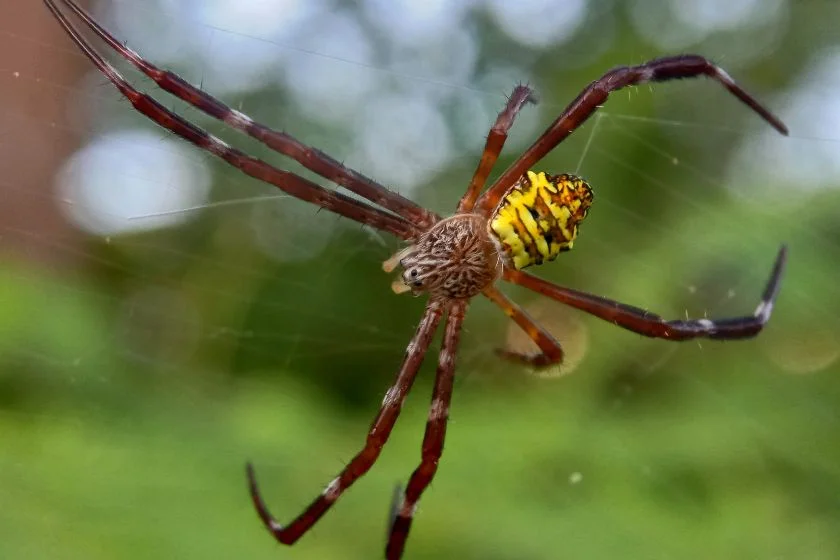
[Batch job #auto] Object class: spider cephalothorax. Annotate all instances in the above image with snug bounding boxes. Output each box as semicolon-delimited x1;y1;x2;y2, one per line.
386;214;502;299
46;1;789;557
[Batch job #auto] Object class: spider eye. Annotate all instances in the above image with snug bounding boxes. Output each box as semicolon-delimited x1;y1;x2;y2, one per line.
403;268;423;289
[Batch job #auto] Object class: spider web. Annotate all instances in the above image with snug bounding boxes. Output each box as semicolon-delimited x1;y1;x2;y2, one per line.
2;1;840;559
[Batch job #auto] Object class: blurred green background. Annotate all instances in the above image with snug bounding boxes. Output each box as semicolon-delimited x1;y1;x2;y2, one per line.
2;1;840;559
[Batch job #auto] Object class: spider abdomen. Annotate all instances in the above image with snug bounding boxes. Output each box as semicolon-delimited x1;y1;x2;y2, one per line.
489;171;593;270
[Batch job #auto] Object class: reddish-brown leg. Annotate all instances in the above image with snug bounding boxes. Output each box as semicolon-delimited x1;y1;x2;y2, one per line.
386;300;468;559
457;85;537;212
52;0;438;230
247;300;446;546
476;55;789;215
482;286;564;367
503;245;787;341
45;0;424;239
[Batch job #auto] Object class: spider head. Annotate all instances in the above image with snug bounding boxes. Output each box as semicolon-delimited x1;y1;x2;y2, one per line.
384;214;502;299
401;266;426;291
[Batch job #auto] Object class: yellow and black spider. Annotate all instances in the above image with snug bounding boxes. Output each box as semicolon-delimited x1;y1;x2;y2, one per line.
45;1;789;558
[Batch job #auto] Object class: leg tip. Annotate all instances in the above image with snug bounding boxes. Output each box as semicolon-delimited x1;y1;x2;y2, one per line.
387;484;404;535
245;461;258;490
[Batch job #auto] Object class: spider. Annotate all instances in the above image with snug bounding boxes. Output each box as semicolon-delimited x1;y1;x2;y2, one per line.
46;1;789;558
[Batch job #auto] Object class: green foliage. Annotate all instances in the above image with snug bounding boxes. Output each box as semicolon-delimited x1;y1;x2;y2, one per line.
4;2;840;559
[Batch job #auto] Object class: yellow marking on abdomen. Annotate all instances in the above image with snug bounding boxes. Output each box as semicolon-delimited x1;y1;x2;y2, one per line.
490;170;593;270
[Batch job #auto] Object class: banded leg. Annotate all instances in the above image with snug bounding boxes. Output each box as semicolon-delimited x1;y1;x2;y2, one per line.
476;55;789;215
386;300;468;559
482;285;565;367
457;85;537;212
45;0;422;240
503;245;787;340
247;300;446;546
49;0;438;230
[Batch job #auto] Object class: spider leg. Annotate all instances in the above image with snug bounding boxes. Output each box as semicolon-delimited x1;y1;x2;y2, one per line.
50;0;438;231
247;300;446;546
386;300;467;560
482;286;565;367
504;245;787;341
457;85;537;212
476;55;788;215
44;0;423;240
